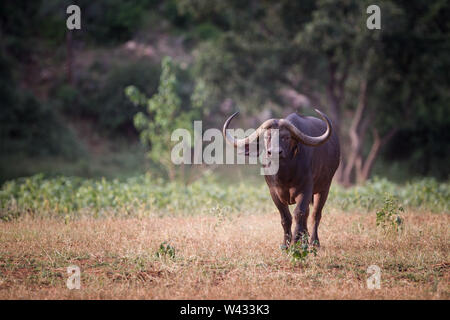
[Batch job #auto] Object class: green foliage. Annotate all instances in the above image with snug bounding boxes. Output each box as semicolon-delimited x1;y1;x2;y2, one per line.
210;204;232;229
0;142;147;185
51;60;161;135
0;93;82;157
286;233;317;265
41;0;156;44
1;175;447;221
184;23;223;45
155;242;176;260
188;0;450;181
376;195;404;232
328;177;449;213
126;56;204;180
0;53;83;162
0;1;43;57
79;0;156;43
94;61;161;133
0;174;268;219
1;0;448;185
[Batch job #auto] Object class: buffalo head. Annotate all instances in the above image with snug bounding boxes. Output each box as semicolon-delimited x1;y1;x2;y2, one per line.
222;109;333;159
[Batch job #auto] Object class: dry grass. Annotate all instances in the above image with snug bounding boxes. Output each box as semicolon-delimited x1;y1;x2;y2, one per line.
0;209;448;299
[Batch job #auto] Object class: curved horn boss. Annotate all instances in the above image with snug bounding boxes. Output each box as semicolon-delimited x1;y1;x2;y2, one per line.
222;109;332;148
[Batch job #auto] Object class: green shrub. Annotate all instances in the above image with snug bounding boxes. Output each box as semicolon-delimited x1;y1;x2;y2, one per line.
376;194;404;232
53;59;161;135
286;234;317;265
1;174;448;220
126;56;204;181
0;92;82;157
95;61;161;133
328;177;449;213
155;242;176;260
0;51;83;161
81;0;155;44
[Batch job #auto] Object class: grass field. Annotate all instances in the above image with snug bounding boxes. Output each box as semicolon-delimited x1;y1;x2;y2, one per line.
0;176;449;299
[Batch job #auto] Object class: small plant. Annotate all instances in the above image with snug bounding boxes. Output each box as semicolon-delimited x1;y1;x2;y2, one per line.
125;56;205;182
210;204;231;229
376;194;404;232
155;242;176;260
286;233;317;265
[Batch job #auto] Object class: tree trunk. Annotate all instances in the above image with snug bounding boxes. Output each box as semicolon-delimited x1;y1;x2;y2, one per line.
326;59;344;183
357;128;397;183
326;60;341;132
342;79;368;186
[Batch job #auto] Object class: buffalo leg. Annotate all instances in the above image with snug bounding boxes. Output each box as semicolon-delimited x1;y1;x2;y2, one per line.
310;188;330;247
292;192;311;244
269;191;292;246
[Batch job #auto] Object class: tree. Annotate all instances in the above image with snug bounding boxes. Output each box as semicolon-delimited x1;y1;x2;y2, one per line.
181;0;450;184
126;56;204;181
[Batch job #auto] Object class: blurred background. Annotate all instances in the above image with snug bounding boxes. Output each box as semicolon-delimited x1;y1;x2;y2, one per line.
0;0;449;185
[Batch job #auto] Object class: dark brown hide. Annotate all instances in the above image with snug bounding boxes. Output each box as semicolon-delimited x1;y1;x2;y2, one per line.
223;110;340;246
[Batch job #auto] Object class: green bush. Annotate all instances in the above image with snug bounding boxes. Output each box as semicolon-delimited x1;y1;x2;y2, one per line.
80;0;156;44
0;52;82;160
37;0;157;44
286;233;317;265
328;177;449;213
376;195;404;232
94;61;161;133
0;92;82;157
126;56;205;181
0;175;448;220
53;59;161;135
155;242;176;260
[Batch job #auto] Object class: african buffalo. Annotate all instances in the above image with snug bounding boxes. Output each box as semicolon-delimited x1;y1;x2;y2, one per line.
223;109;340;247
